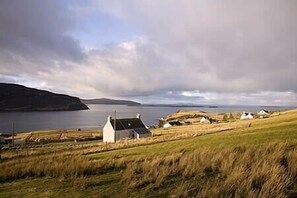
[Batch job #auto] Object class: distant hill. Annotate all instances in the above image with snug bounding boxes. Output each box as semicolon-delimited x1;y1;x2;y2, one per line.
81;98;141;106
0;83;89;111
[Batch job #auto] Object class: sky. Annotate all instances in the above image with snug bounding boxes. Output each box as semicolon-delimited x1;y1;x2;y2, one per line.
0;0;297;105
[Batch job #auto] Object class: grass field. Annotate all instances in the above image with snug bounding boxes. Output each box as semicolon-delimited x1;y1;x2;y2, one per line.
0;109;297;197
3;129;102;145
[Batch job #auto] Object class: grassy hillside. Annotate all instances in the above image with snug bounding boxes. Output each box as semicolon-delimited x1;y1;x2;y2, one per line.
0;109;297;197
4;129;102;145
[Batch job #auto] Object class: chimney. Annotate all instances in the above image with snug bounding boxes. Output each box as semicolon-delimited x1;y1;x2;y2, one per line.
136;113;140;119
107;115;112;122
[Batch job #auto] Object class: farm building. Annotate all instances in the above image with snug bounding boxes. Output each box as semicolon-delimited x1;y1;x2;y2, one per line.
4;136;26;144
240;112;254;120
103;114;151;142
163;123;172;128
200;117;211;124
159;119;182;128
258;109;270;118
169;120;183;126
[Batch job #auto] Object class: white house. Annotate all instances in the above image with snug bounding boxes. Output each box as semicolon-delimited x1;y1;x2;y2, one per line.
200;117;211;124
163;123;172;128
240;112;254;120
103;114;151;142
257;109;270;118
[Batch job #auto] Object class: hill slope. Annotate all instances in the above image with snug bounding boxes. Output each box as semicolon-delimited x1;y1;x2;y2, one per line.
81;98;140;106
0;83;89;111
0;109;297;197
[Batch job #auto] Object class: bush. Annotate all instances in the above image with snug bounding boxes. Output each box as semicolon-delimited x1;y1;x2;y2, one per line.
229;113;234;120
223;114;228;122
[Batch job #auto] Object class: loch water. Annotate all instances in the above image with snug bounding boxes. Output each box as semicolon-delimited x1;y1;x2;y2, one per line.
0;104;293;134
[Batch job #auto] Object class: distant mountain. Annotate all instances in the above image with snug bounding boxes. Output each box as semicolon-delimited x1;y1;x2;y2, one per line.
81;98;141;106
0;83;89;111
140;102;216;107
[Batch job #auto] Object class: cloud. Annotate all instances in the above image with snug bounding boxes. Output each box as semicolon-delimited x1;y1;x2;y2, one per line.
0;0;85;64
0;0;297;105
92;0;297;93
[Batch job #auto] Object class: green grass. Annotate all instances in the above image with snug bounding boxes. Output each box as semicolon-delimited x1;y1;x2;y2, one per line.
1;109;297;197
90;113;297;162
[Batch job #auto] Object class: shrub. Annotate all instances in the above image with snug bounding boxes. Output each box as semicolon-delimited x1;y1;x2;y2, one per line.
223;114;228;122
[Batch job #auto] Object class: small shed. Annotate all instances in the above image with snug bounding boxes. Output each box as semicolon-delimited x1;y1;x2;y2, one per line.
133;128;151;139
257;109;270;118
200;117;211;124
240;112;254;120
163;123;172;128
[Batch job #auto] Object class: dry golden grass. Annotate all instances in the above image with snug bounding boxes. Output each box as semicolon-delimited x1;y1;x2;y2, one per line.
161;109;241;124
1;108;297;197
121;142;297;197
152;122;235;137
11;129;102;142
1;122;235;161
1;142;296;197
2;130;102;151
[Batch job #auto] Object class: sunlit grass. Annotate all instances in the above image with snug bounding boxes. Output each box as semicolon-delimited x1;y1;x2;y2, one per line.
0;108;297;197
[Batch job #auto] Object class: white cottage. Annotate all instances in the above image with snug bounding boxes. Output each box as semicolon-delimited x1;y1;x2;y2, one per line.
200;117;211;124
240;112;254;120
103;114;151;142
163;123;172;128
257;109;269;118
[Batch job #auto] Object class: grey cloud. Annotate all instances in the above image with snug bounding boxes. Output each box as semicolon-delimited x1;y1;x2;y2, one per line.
0;0;85;64
0;0;297;105
93;0;297;94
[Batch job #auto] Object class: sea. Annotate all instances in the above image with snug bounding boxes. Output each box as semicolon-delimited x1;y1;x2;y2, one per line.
0;104;294;134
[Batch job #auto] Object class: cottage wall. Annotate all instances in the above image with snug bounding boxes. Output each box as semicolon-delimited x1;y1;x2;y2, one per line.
116;129;133;141
137;133;151;139
103;121;115;142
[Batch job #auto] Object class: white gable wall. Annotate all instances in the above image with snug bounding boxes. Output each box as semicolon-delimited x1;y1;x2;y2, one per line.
137;133;151;139
200;117;210;124
103;121;115;142
258;110;269;116
163;123;172;128
241;112;254;120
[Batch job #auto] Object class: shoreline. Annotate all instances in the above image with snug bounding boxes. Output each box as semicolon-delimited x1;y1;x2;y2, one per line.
0;106;294;135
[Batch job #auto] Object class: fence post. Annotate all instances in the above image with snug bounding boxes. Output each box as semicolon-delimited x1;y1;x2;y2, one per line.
12;121;15;147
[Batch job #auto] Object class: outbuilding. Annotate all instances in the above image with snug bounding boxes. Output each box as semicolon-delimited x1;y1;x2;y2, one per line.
240;112;254;120
200;117;211;124
163;123;172;128
257;109;270;118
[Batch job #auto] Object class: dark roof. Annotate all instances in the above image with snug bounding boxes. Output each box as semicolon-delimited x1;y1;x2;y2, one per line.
169;121;183;126
110;118;146;131
133;128;151;135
